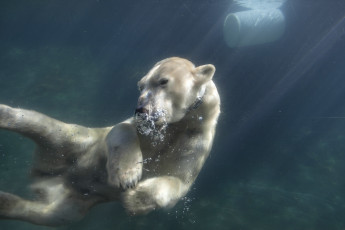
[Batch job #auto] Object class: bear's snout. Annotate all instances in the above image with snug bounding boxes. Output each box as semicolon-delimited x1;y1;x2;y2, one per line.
136;91;153;115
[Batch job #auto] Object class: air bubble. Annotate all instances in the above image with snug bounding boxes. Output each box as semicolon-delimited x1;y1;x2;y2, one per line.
135;108;168;145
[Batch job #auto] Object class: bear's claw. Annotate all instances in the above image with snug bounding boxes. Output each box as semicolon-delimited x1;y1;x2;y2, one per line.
119;166;142;189
108;163;142;190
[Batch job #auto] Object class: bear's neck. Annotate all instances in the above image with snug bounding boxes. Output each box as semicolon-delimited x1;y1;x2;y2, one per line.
182;81;220;130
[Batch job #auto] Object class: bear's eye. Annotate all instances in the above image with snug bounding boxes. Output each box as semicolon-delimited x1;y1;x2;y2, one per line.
159;78;169;87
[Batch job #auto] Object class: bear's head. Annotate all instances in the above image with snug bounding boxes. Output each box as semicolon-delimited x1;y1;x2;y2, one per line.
135;57;215;137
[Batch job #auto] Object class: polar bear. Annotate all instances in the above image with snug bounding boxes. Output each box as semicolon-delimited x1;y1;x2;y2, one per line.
0;57;220;226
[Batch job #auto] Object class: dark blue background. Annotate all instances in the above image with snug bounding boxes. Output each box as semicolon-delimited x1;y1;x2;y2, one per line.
1;0;345;229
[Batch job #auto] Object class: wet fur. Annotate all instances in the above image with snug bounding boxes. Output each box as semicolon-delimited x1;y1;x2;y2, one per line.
0;57;220;226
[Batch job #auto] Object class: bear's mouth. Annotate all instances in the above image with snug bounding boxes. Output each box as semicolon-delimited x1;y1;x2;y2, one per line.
134;108;168;144
134;107;149;116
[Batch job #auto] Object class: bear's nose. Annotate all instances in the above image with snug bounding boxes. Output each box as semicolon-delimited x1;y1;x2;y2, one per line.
135;91;152;114
135;106;145;114
135;100;149;115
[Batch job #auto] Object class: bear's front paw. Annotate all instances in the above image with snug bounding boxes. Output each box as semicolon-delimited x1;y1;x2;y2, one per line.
106;123;144;190
121;185;156;215
108;163;143;190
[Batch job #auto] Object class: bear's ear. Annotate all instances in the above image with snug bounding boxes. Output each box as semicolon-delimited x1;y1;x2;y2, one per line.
194;64;215;85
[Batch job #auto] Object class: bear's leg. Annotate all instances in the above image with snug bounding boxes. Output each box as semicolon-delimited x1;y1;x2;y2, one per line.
106;123;143;189
0;104;93;148
0;191;84;226
0;181;94;226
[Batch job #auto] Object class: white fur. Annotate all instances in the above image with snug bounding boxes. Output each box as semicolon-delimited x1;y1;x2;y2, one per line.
0;57;220;225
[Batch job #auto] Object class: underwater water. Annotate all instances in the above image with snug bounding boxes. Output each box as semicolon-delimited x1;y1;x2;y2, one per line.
1;0;345;229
